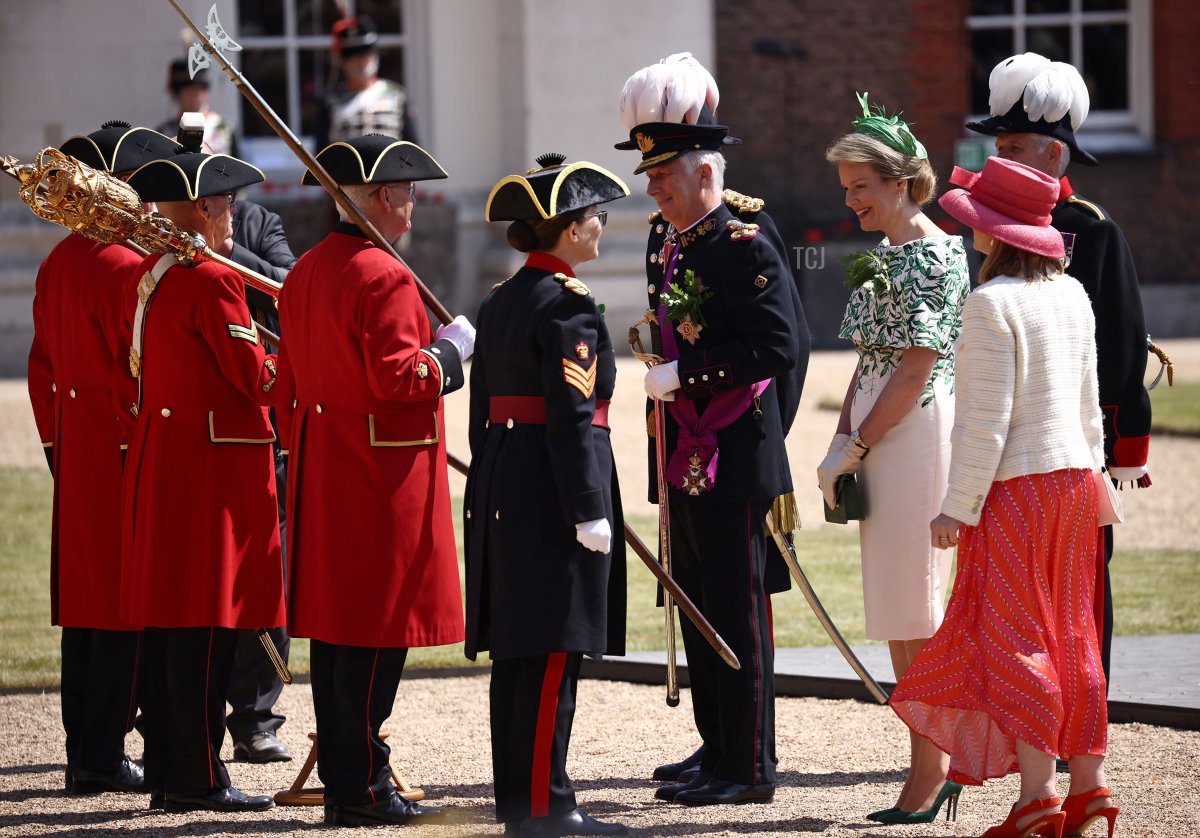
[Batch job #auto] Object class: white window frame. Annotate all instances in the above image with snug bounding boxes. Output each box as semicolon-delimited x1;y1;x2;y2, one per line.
234;0;416;149
966;0;1154;150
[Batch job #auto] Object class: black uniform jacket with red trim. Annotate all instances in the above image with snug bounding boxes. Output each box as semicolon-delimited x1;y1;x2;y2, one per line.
644;200;804;505
1055;179;1151;475
464;255;626;661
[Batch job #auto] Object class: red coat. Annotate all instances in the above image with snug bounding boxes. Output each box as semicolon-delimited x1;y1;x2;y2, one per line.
118;255;285;630
28;234;139;630
276;226;465;648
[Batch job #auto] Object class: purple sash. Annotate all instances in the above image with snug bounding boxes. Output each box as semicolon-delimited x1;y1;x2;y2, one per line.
658;241;768;494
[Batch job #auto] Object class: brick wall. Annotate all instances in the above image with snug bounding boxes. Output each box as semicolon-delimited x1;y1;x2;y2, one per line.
713;0;1199;288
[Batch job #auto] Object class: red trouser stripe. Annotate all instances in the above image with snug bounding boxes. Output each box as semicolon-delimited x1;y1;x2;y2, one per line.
1093;528;1107;636
530;653;567;818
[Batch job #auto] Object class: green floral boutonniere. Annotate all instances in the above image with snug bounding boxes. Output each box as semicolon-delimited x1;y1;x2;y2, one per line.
659;268;713;345
840;248;892;296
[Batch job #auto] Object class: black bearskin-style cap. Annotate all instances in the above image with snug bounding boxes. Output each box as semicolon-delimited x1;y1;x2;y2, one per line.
58;121;181;176
333;15;379;59
485;153;630;221
127;149;265;202
302;134;448;185
168;57;209;93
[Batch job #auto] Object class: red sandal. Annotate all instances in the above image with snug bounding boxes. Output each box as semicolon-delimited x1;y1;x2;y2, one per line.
981;796;1066;838
1061;788;1119;837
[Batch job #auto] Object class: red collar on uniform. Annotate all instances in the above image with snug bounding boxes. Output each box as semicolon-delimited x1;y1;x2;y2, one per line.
1058;176;1074;204
524;252;575;277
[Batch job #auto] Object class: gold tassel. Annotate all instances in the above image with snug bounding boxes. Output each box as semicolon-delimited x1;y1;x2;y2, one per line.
1148;340;1175;390
768;492;798;535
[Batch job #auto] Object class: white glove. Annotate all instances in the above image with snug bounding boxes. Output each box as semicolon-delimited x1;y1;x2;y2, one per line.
644;361;680;402
1108;465;1147;484
816;433;866;509
575;518;612;554
436;315;476;361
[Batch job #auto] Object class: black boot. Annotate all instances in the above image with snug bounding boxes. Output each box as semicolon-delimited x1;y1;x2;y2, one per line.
520;807;628;837
71;756;145;794
650;743;707;781
163;786;275;813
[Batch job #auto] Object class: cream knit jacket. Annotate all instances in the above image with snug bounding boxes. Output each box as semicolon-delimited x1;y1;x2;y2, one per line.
942;273;1105;526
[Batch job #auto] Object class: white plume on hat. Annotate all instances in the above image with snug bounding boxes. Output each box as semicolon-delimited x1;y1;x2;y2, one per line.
987;52;1091;131
618;52;720;131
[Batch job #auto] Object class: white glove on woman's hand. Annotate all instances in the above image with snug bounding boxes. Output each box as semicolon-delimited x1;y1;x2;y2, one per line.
436;315;476;361
817;433;866;508
575;518;612;554
644;361;680;402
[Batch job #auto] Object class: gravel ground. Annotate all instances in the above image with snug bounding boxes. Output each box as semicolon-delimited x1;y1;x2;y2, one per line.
2;673;1198;837
1;342;1196;836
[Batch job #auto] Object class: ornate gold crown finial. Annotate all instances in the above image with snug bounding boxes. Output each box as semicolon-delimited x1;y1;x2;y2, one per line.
635;132;656;153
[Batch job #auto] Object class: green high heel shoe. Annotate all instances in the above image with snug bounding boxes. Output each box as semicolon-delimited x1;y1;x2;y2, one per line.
873;781;963;824
866;806;901;822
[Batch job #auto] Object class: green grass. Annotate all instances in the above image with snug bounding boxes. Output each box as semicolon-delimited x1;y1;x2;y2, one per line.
2;466;1198;687
1151;381;1200;435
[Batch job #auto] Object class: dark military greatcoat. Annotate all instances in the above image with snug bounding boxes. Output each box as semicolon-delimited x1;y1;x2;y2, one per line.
1054;178;1151;477
464;252;626;661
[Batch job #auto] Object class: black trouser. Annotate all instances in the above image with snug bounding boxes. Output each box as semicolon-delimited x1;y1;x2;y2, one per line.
309;640;408;807
226;457;290;742
490;652;582;827
140;626;238;794
226;627;289;741
1100;524;1114;693
669;497;775;785
60;627;141;774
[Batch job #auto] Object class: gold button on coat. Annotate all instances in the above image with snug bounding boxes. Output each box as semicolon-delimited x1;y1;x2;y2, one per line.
161;408;171;417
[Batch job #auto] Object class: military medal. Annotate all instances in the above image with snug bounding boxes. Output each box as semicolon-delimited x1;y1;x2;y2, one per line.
681;448;709;496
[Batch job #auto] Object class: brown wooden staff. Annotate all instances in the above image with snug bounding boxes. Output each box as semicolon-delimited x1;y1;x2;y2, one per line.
171;1;739;673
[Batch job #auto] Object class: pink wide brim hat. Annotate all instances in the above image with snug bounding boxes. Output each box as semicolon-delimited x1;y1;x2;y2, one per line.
938;157;1065;259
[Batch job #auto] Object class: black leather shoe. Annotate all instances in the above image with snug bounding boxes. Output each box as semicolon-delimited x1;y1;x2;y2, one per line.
651;744;707;781
149;791;164;811
655;771;712;802
163;786;275;813
232;731;293;763
324;791;443;826
72;756;145;794
520;807;628;837
674;778;775;806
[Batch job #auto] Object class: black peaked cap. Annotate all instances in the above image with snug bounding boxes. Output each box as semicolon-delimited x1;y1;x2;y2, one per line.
303;135;448;185
59;122;181;176
966;100;1098;166
614;102;740;174
127;152;265;202
485;153;629;221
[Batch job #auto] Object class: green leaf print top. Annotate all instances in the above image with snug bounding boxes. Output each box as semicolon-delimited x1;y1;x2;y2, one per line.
838;235;970;407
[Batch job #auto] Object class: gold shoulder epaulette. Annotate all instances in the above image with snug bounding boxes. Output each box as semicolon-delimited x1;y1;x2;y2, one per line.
1067;195;1106;221
727;218;760;241
554;272;591;297
490;279;508;291
648;209;663;225
723;189;765;215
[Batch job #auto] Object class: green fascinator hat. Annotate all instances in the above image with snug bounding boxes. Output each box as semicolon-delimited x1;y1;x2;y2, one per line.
851;92;927;160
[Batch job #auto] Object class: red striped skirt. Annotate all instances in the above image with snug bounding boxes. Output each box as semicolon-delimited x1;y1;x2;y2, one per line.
890;469;1107;785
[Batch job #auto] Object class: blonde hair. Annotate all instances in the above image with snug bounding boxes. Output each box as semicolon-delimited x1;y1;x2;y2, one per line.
825;133;937;206
979;238;1064;283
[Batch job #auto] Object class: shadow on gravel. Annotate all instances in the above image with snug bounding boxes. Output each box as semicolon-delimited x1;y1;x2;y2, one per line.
3;815;317;837
0;763;62;777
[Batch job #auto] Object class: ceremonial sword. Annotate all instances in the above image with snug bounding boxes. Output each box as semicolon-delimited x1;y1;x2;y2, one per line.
766;511;889;704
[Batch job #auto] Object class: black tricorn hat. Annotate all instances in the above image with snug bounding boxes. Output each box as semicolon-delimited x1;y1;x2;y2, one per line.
58;121;181;176
966;101;1098;166
333;15;379;58
168;57;209;93
127;151;265;202
302;134;448;185
615;103;740;175
485;153;630;221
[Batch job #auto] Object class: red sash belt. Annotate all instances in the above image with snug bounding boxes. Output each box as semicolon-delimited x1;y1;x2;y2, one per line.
489;395;610;429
